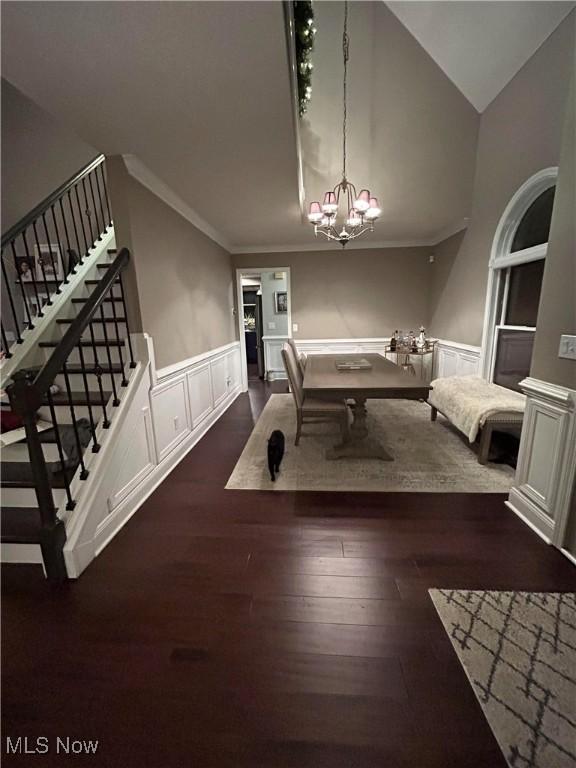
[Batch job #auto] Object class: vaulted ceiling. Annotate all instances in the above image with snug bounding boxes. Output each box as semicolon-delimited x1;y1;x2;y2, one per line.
2;1;572;251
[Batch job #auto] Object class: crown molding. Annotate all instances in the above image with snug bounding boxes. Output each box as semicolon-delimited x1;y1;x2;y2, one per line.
230;238;432;254
122;155;232;252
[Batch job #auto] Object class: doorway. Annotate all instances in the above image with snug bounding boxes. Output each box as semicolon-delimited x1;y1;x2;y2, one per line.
241;275;265;383
236;268;292;391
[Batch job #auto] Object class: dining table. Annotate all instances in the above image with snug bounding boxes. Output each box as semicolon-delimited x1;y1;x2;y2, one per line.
302;353;431;460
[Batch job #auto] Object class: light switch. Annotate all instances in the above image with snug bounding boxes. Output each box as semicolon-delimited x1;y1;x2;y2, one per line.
558;335;576;360
293;323;299;332
268;321;276;330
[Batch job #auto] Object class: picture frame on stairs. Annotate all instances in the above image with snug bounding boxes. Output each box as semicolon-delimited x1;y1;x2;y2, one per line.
34;243;64;281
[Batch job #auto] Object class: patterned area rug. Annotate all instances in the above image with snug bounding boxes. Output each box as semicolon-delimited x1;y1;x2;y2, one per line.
226;394;514;492
430;590;576;768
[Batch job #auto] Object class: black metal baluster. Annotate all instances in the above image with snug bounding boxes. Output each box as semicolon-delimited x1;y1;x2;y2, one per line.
11;241;35;328
31;222;53;306
99;303;120;406
74;184;90;259
66;190;82;265
81;178;96;247
62;360;89;480
1;256;22;345
76;341;100;452
22;230;46;315
118;273;136;367
1;324;13;357
41;213;61;293
95;163;111;228
58;198;74;272
49;205;67;286
87;321;110;428
46;387;76;510
109;281;128;386
87;172;103;240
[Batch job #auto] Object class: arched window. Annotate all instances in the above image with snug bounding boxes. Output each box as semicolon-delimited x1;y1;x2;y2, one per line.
481;168;557;391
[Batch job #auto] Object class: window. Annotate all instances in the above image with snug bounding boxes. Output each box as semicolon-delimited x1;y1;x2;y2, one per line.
489;183;554;391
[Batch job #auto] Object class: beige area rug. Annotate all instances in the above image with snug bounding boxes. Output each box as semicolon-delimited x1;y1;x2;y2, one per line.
225;394;514;492
430;590;576;768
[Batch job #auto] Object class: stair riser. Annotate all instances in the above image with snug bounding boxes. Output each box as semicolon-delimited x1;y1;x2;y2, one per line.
1;444;62;463
1;487;68;508
42;345;126;366
37;403;118;424
71;301;125;320
57;322;128;343
53;371;126;391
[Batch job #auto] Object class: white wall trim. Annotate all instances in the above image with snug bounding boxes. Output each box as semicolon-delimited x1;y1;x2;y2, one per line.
480;167;558;378
236;267;292;391
122;154;232;252
507;377;576;550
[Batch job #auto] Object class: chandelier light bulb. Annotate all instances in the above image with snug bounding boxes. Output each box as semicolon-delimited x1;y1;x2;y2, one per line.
354;189;370;212
365;197;381;220
322;191;338;214
308;201;323;223
347;208;362;227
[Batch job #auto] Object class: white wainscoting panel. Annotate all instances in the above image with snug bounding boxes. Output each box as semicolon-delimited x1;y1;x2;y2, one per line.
263;335;289;381
150;374;192;462
107;404;156;513
433;340;481;379
187;363;213;427
507;377;576;546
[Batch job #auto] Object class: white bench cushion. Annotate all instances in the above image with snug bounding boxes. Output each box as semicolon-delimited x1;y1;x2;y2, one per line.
429;375;525;442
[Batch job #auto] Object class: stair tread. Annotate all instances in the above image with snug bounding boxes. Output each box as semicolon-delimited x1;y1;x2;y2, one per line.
42;390;112;406
57;317;127;324
59;363;124;374
39;340;125;348
72;296;122;303
1;507;41;544
0;462;77;489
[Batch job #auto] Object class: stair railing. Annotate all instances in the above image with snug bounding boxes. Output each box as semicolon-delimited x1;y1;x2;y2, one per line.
6;248;135;581
1;155;112;359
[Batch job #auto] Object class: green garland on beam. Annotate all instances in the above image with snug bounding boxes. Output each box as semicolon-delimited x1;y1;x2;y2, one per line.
294;1;315;117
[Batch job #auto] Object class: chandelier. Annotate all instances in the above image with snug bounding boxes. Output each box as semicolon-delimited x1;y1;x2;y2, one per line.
307;1;380;246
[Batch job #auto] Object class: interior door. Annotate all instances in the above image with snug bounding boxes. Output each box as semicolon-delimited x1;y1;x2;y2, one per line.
255;295;265;378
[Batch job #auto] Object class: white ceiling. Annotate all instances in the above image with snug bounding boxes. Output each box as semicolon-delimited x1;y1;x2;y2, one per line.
386;1;575;112
1;1;573;251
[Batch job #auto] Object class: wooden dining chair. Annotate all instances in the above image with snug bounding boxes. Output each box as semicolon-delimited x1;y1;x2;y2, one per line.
287;337;306;377
281;346;349;446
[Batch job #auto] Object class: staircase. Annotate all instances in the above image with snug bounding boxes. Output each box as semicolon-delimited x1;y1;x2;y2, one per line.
1;156;139;580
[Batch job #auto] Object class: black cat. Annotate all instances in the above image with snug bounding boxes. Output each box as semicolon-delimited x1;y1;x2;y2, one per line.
267;430;285;482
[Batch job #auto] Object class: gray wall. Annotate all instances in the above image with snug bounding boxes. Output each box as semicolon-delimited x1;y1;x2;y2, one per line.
1;79;97;231
531;52;576;391
108;158;236;370
234;248;432;339
428;14;575;346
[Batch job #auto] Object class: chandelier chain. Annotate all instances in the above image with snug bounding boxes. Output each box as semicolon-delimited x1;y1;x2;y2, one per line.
342;0;349;181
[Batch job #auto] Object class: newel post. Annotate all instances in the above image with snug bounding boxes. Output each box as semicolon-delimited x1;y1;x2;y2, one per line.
7;370;67;582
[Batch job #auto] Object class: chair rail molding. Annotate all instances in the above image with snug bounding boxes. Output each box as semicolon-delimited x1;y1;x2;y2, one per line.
506;376;576;550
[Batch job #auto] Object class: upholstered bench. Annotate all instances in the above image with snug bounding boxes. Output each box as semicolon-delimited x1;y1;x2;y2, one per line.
428;375;526;464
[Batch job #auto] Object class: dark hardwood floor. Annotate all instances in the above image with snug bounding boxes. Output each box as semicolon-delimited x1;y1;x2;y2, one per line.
2;380;575;767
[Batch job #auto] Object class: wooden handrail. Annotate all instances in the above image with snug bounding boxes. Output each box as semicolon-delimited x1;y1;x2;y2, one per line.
1;154;105;248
